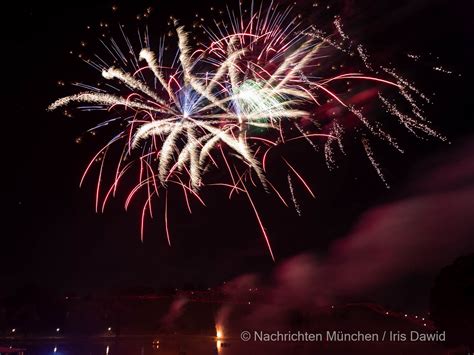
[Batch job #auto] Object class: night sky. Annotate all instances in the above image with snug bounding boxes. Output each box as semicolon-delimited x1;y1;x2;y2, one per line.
1;0;473;304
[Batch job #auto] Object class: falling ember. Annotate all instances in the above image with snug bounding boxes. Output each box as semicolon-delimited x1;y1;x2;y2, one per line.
361;137;389;188
288;174;302;216
48;1;445;259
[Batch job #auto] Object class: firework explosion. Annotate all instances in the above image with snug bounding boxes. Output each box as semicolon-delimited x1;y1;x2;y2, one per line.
48;1;445;260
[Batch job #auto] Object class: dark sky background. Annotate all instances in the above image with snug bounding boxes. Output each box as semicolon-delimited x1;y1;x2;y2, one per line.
1;0;472;303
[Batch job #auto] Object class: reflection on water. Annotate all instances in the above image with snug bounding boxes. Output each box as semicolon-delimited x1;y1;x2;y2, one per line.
3;337;223;355
0;336;450;355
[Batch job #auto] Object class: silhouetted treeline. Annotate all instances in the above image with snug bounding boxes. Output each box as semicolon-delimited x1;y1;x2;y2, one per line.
0;284;221;337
